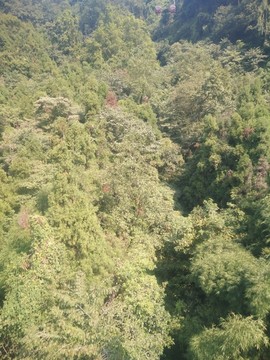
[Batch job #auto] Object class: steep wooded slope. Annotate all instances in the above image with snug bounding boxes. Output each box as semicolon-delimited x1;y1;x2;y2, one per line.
0;1;270;360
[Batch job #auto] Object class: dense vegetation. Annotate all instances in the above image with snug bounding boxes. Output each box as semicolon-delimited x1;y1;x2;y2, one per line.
0;0;270;359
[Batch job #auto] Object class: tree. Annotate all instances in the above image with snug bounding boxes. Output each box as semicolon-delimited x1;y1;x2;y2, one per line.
158;201;270;359
0;216;112;359
46;9;82;56
0;0;71;24
190;314;268;360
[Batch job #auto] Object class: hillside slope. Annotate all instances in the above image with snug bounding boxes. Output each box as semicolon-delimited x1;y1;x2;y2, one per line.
0;1;270;359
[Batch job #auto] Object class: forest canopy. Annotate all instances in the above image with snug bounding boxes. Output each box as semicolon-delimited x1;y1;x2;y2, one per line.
0;1;270;359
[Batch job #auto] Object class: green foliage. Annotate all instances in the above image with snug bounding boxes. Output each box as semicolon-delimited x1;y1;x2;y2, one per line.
46;9;82;56
85;6;161;102
86;7;155;66
178;74;270;210
119;98;158;127
78;0;155;35
190;314;268;360
0;216;109;359
158;201;270;359
88;108;182;238
243;193;270;256
0;0;71;24
78;0;108;35
0;14;55;77
0;87;178;359
157;0;270;47
157;41;236;150
1;2;270;360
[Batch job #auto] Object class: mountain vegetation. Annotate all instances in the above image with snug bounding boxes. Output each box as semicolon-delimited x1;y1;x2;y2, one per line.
0;0;270;359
